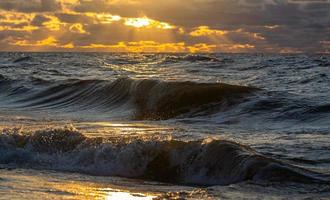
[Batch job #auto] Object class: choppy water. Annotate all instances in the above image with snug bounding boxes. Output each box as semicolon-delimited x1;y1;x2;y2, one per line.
0;53;329;199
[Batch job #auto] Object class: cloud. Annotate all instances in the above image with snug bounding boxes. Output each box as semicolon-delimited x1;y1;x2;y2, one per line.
0;0;329;52
0;0;62;12
31;14;52;26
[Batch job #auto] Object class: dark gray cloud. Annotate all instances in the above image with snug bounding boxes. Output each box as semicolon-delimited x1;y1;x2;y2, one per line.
31;14;52;26
0;0;61;12
54;13;94;24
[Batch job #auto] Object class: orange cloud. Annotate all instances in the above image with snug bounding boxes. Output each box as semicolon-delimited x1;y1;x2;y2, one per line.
188;43;217;53
11;36;58;47
10;36;74;50
69;23;87;33
190;26;227;37
76;41;255;53
85;12;121;24
80;41;186;52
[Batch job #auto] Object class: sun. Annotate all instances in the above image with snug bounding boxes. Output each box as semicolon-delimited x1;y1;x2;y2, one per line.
124;17;175;30
125;17;152;28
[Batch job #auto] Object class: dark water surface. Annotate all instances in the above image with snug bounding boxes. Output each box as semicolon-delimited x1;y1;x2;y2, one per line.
0;53;329;199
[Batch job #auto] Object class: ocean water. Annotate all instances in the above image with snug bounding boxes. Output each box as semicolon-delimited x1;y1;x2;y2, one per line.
0;52;329;199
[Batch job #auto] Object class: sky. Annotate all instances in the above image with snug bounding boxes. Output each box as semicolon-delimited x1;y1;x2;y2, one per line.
0;0;329;53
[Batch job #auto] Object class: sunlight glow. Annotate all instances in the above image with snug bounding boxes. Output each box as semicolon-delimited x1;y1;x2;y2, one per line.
125;18;151;28
124;17;174;29
80;41;186;52
86;13;122;24
0;8;261;52
106;191;156;200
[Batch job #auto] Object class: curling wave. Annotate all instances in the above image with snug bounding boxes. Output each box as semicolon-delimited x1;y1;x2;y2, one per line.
0;127;329;186
0;77;258;120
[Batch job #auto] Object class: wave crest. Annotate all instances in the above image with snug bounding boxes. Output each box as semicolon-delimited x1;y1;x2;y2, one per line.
0;77;258;120
132;79;258;120
163;55;220;63
0;127;328;186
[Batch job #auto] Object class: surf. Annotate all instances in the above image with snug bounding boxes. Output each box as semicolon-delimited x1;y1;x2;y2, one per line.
0;126;329;186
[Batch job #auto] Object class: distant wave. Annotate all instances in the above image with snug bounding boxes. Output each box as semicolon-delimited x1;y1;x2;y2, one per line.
0;127;328;186
162;54;220;63
240;94;330;122
13;56;33;63
0;77;258;120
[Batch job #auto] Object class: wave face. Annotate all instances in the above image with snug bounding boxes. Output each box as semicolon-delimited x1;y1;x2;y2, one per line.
0;127;328;186
1;75;328;126
132;79;257;120
0;77;258;120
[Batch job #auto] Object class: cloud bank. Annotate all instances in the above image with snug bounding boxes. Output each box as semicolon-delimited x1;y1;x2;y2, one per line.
0;0;329;52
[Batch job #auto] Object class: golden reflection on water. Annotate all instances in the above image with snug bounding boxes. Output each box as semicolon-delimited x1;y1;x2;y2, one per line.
77;121;176;139
49;181;159;200
0;169;161;200
51;182;159;200
105;191;156;200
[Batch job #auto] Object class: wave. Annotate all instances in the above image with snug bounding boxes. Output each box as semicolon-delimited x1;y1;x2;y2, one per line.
13;56;33;63
132;79;257;120
162;55;220;63
235;91;330;123
1;76;328;123
0;127;328;186
0;77;258;120
314;58;330;67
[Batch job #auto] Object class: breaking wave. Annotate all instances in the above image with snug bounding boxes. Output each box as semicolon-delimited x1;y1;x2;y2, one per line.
0;127;328;186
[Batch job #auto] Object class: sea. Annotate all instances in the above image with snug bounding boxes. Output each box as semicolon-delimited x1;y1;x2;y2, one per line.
0;52;329;199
